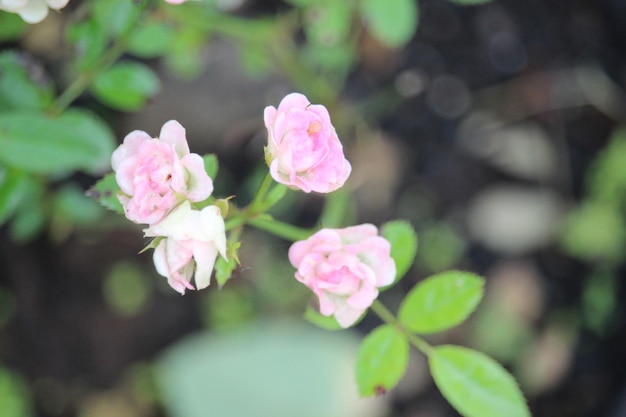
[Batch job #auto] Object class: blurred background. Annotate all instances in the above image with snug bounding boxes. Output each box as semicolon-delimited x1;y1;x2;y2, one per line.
1;0;626;416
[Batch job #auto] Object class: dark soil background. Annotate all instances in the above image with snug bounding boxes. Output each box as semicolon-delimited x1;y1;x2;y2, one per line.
2;0;626;416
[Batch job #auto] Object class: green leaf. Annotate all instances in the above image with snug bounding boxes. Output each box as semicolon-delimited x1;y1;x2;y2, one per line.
202;154;219;180
87;173;124;214
398;270;484;334
91;0;137;36
303;304;343;331
0;13;26;42
9;187;45;243
238;43;274;78
304;1;354;46
103;261;151;317
91;61;161;111
0;166;30;225
158;320;369;417
587;128;626;207
0;109;115;174
302;43;356;75
447;0;492;5
359;0;418;48
381;220;418;285
0;51;54;111
0;366;33;417
50;185;105;241
164;28;208;80
560;200;626;264
215;242;240;288
417;222;466;272
356;324;409;396
53;185;103;225
429;345;530;417
66;19;109;70
128;21;174;58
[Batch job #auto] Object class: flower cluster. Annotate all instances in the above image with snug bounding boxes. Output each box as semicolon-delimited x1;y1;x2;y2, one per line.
0;0;68;23
110;93;395;327
112;120;226;294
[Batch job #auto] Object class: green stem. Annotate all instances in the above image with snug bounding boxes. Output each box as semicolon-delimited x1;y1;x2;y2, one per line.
248;216;313;242
48;2;148;115
249;172;274;211
371;300;434;357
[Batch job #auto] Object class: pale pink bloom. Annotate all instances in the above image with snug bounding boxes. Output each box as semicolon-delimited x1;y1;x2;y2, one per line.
112;120;213;225
145;201;227;295
0;0;69;23
164;0;187;3
264;92;351;193
289;224;396;327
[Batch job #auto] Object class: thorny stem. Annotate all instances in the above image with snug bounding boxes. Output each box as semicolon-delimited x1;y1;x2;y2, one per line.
371;300;434;357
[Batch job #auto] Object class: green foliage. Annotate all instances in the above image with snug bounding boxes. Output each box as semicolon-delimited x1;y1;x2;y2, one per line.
587;128;626;208
359;0;419;48
0;367;32;417
50;185;104;241
103;261;151;316
560;200;626;264
66;19;109;70
237;43;274;78
6;177;45;242
164;28;208;80
301;43;356;78
202;154;219;180
0;109;115;175
303;304;344;331
356;324;409;396
203;287;255;330
0;13;26;42
398;271;484;334
429;345;530;417
417;222;466;272
381;220;418;285
91;61;161;111
88;173;124;214
52;185;103;225
215;241;240;288
319;188;355;229
0;166;31;225
128;21;175;58
0;51;54;111
91;0;138;37
582;269;617;334
158;321;368;417
304;1;354;47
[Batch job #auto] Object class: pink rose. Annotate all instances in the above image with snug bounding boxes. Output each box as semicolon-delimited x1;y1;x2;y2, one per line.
288;224;396;327
112;120;213;225
0;0;69;23
264;92;351;193
164;0;187;3
145;201;227;295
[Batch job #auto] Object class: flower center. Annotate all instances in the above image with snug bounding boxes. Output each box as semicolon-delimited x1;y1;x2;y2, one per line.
307;121;322;136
